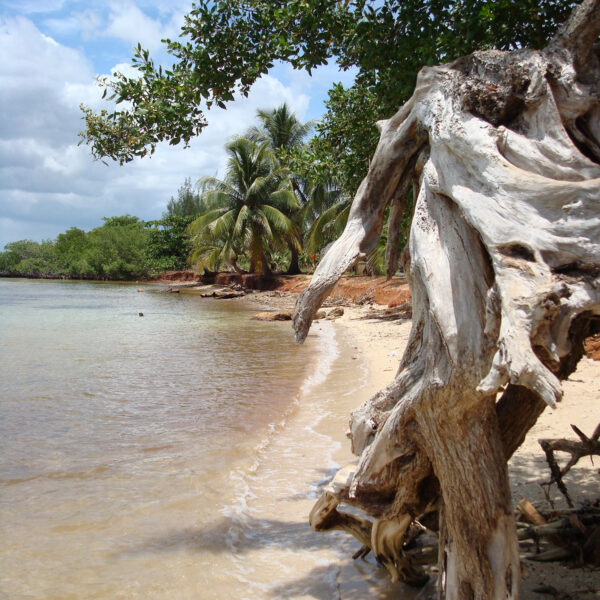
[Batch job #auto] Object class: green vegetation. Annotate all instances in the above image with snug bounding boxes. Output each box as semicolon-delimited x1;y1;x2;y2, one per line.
165;177;204;217
80;0;576;196
17;1;576;280
3;104;356;280
0;212;211;280
0;217;152;280
189;137;300;275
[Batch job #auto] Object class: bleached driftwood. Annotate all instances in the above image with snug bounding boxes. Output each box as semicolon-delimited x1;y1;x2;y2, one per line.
293;1;600;598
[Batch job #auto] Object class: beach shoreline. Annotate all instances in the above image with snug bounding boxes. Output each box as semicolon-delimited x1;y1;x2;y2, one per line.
230;283;600;598
333;304;599;598
2;277;596;598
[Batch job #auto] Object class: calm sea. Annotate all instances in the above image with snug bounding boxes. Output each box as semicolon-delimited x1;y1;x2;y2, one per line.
0;278;420;599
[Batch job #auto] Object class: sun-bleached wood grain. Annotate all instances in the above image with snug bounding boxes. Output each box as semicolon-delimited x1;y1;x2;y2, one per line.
293;1;600;597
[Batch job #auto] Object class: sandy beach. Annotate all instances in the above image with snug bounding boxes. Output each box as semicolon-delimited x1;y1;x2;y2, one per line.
333;304;599;598
2;277;596;599
234;284;600;599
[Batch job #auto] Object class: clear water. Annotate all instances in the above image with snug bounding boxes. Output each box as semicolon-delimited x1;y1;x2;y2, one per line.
0;278;421;599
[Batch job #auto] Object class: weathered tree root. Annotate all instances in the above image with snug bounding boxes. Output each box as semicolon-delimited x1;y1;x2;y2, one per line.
293;1;600;598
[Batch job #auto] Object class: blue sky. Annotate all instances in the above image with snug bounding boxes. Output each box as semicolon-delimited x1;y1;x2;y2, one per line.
0;0;355;249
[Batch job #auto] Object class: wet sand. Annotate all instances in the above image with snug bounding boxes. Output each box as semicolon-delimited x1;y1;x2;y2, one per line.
169;284;599;597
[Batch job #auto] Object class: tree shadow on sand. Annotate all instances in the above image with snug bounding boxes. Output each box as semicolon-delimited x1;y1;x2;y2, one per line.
509;447;599;508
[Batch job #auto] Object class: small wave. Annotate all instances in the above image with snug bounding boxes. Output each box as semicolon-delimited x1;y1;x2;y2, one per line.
299;320;339;396
219;321;341;550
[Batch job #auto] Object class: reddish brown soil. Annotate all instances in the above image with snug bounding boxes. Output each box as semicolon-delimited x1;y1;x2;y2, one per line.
157;270;204;282
584;333;600;361
156;271;411;307
271;274;412;307
330;276;411;307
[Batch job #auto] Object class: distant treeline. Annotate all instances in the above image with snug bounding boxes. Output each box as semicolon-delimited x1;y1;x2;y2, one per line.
3;103;410;281
0;214;193;280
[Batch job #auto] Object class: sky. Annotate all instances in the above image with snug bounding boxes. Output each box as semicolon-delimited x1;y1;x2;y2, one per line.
0;0;355;249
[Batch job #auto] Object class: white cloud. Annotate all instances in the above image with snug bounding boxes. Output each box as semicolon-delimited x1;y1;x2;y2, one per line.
0;12;317;249
42;9;104;41
105;2;184;52
0;16;96;147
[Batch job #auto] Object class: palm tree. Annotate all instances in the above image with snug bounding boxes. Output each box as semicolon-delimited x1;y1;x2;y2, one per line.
247;104;314;156
188;137;300;276
247;104;315;274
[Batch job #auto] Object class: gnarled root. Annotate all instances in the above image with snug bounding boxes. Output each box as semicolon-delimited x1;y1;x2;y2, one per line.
295;1;600;597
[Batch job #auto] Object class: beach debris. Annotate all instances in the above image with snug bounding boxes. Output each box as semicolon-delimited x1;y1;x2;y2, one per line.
200;289;245;299
138;312;144;317
252;309;326;321
539;424;600;508
516;499;600;566
517;498;546;526
252;311;292;321
357;304;412;322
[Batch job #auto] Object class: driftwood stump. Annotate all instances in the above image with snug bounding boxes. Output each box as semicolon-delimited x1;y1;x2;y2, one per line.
292;1;600;598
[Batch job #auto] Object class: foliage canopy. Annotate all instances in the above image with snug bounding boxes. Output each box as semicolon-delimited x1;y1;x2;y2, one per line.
0;215;194;279
81;0;576;193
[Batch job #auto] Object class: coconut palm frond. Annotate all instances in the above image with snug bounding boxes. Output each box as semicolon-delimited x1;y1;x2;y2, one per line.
269;189;300;213
189;244;221;271
305;200;351;254
197;177;240;206
254;104;315;152
245;125;263;143
252;208;275;242
261;208;294;255
245;175;274;205
206;209;237;240
232;205;250;239
188;207;230;236
259;204;299;241
330;202;351;237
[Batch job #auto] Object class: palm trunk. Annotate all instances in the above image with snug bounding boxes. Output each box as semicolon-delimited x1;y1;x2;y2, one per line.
287;246;301;275
260;249;271;277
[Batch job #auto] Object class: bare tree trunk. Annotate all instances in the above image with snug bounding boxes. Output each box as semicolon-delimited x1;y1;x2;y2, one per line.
293;1;600;597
